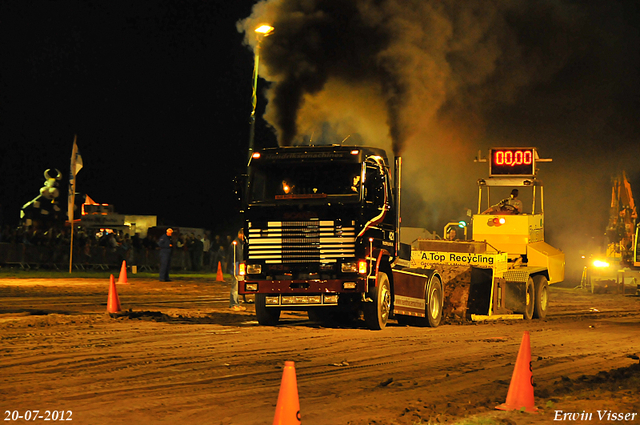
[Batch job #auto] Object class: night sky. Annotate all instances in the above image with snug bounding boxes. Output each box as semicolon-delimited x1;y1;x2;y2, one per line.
2;0;640;255
1;1;274;234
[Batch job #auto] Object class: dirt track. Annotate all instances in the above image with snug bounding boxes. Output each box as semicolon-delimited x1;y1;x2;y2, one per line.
1;277;639;424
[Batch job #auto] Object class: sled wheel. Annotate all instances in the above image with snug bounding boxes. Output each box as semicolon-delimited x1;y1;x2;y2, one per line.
533;275;549;319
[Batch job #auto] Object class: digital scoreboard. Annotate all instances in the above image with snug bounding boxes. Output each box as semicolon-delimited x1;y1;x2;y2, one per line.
489;148;535;176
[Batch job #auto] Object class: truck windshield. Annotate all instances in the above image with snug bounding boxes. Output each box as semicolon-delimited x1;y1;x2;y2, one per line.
249;162;362;203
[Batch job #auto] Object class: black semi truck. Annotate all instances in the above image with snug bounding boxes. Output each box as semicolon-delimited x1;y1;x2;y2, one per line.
238;145;443;330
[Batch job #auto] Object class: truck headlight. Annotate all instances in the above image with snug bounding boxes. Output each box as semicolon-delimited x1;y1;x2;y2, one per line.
323;294;339;304
341;262;357;273
246;264;262;274
266;296;280;305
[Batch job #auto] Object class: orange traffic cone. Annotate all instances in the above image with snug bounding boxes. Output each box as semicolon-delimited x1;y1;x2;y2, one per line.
118;260;128;284
273;361;301;425
107;274;122;313
496;331;538;413
216;261;224;282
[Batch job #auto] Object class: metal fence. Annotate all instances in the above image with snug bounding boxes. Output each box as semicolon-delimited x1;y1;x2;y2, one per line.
0;242;221;272
0;243;163;271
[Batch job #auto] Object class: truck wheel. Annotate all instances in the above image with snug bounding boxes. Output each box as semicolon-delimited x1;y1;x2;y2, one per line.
255;294;281;326
413;276;443;328
522;277;535;320
364;272;391;330
425;277;443;327
533;275;549;319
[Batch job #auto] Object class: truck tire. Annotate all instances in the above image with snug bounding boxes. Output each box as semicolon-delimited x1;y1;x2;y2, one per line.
413;276;443;328
533;275;549;319
364;272;391;330
255;294;281;326
425;276;443;327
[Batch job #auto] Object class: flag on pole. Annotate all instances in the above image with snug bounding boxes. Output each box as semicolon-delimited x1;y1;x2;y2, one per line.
68;135;83;223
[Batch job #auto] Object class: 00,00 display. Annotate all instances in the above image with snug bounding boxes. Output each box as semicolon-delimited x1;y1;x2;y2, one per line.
490;149;534;176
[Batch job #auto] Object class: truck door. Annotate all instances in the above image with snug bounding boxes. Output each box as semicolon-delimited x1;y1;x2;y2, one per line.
363;161;393;241
365;163;385;210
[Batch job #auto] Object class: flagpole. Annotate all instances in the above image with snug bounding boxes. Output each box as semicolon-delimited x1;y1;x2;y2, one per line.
69;135;78;273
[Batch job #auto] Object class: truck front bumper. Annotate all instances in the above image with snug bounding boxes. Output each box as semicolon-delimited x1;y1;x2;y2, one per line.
240;278;366;301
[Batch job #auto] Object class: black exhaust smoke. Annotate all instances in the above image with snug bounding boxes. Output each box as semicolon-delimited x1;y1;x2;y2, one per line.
239;0;428;155
238;0;593;157
239;0;640;252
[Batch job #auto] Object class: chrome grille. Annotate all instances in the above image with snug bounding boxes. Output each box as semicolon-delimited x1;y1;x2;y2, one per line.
247;220;355;264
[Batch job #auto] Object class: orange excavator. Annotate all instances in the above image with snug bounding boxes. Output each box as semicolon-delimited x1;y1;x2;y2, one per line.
605;172;637;267
584;171;639;294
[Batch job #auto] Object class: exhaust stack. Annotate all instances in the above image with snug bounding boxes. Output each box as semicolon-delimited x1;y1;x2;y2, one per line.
394;156;402;258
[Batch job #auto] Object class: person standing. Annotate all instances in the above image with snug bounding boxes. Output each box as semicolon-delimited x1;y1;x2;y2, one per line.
158;228;173;282
229;229;246;311
193;235;204;272
202;233;211;269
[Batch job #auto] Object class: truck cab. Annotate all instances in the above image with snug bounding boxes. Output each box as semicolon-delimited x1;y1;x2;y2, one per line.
240;145;445;330
241;146;399;328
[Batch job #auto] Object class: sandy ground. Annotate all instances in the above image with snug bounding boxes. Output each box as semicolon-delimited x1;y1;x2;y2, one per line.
0;275;639;425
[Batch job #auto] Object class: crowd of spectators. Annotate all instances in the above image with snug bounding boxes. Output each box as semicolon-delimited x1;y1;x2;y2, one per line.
0;224;240;273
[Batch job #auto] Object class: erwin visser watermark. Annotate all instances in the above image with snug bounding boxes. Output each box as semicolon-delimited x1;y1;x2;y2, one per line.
554;410;638;421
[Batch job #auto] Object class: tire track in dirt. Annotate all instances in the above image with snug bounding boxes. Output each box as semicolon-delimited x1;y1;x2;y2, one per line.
1;280;639;424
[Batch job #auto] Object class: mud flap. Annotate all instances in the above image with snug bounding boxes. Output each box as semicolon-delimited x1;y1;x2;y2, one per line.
467;267;493;317
504;280;526;312
438;265;493;321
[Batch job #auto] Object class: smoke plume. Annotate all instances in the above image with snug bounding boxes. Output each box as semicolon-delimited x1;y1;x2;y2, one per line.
239;0;640;282
239;0;583;154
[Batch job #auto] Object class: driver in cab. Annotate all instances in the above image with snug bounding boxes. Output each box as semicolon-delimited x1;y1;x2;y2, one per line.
483;189;523;215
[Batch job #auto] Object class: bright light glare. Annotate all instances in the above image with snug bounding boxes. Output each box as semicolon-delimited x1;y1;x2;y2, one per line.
592;260;610;268
358;260;368;274
255;24;274;35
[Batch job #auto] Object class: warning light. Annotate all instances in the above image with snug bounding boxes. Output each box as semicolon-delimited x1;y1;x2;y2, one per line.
351;150;359;155
458;221;467;228
358;259;368;274
282;181;292;194
488;217;507;227
252;152;261;159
